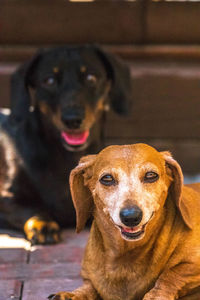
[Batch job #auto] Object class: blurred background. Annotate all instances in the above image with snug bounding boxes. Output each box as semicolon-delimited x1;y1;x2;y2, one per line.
0;0;200;178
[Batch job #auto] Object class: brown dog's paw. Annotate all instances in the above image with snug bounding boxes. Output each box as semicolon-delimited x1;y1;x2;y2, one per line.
24;216;61;245
143;290;174;300
48;292;74;300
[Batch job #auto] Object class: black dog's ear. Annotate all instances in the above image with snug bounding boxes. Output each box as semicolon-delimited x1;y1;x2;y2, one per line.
95;46;132;115
10;51;42;122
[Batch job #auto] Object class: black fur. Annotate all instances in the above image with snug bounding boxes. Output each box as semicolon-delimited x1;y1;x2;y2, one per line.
0;45;132;240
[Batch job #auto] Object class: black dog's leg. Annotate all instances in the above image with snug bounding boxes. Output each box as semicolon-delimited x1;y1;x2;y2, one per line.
0;198;61;245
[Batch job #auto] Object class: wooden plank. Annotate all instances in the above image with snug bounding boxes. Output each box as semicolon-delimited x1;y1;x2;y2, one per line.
0;262;81;280
108;45;200;60
105;62;200;139
0;46;37;63
4;45;200;63
0;64;16;108
0;1;143;45
0;280;22;300
23;278;83;300
0;249;28;264
147;2;200;44
30;230;89;263
30;245;84;264
105;118;200;139
60;229;89;248
0;230;30;264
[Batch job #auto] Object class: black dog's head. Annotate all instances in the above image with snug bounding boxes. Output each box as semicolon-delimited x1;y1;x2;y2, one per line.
10;45;132;151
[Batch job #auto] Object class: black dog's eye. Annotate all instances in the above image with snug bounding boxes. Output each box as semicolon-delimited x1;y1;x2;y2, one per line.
143;172;159;183
43;76;56;86
100;174;116;186
86;74;97;85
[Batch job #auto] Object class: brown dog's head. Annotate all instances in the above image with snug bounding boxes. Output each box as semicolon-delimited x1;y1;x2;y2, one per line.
10;45;132;151
70;144;192;241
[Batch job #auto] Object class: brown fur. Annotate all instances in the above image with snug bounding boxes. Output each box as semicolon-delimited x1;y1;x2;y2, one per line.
50;144;200;300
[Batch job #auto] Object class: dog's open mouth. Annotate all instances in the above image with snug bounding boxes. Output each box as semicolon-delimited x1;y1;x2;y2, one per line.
61;130;89;151
119;225;145;241
116;213;154;241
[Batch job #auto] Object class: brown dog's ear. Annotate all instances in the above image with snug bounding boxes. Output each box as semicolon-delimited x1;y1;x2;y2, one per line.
162;151;192;229
70;155;96;233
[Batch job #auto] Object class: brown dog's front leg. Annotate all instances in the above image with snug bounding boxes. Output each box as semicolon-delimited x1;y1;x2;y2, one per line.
143;289;175;300
143;264;200;300
48;281;100;300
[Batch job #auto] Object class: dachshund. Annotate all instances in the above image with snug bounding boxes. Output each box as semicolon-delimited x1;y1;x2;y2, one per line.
0;45;132;244
49;143;200;299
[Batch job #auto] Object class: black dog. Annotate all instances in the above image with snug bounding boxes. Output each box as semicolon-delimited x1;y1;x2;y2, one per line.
0;45;131;244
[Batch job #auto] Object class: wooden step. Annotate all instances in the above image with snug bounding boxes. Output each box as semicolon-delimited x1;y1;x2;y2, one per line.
0;1;142;45
1;1;200;45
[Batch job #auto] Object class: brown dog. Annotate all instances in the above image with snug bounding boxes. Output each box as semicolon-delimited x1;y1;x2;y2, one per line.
49;144;200;300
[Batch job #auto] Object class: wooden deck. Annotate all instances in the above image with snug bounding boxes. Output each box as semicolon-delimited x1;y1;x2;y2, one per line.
0;229;89;300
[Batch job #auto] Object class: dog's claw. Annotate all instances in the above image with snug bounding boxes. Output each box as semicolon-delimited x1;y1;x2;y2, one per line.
48;292;73;300
48;295;72;300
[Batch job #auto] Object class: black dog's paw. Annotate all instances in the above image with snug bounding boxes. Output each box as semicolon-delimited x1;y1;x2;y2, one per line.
24;216;61;245
48;292;74;300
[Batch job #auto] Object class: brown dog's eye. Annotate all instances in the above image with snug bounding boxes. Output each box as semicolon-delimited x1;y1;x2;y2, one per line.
100;174;116;186
144;172;159;183
43;76;56;86
86;74;97;85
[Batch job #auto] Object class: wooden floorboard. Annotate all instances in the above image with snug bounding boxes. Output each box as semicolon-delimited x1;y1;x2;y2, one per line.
0;280;22;300
23;278;83;300
0;229;89;300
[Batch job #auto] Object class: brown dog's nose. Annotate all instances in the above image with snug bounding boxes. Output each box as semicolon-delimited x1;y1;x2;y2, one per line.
120;205;143;227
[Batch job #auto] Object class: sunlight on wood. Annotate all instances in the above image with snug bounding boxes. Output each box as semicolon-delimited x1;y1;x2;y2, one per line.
0;108;10;115
0;234;31;250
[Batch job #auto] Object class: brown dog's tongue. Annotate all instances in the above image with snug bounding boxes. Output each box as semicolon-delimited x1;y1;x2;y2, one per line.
61;131;89;145
122;226;141;233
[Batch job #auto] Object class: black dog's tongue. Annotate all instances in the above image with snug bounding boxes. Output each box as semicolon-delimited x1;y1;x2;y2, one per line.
61;131;89;145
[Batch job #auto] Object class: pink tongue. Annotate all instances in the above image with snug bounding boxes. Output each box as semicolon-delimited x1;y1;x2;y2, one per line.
61;131;89;145
122;226;141;233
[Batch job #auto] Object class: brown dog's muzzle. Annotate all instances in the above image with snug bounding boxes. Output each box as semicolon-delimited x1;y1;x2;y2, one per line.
118;205;145;240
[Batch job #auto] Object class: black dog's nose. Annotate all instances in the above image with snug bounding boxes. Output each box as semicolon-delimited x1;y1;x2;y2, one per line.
120;205;143;227
62;115;83;129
